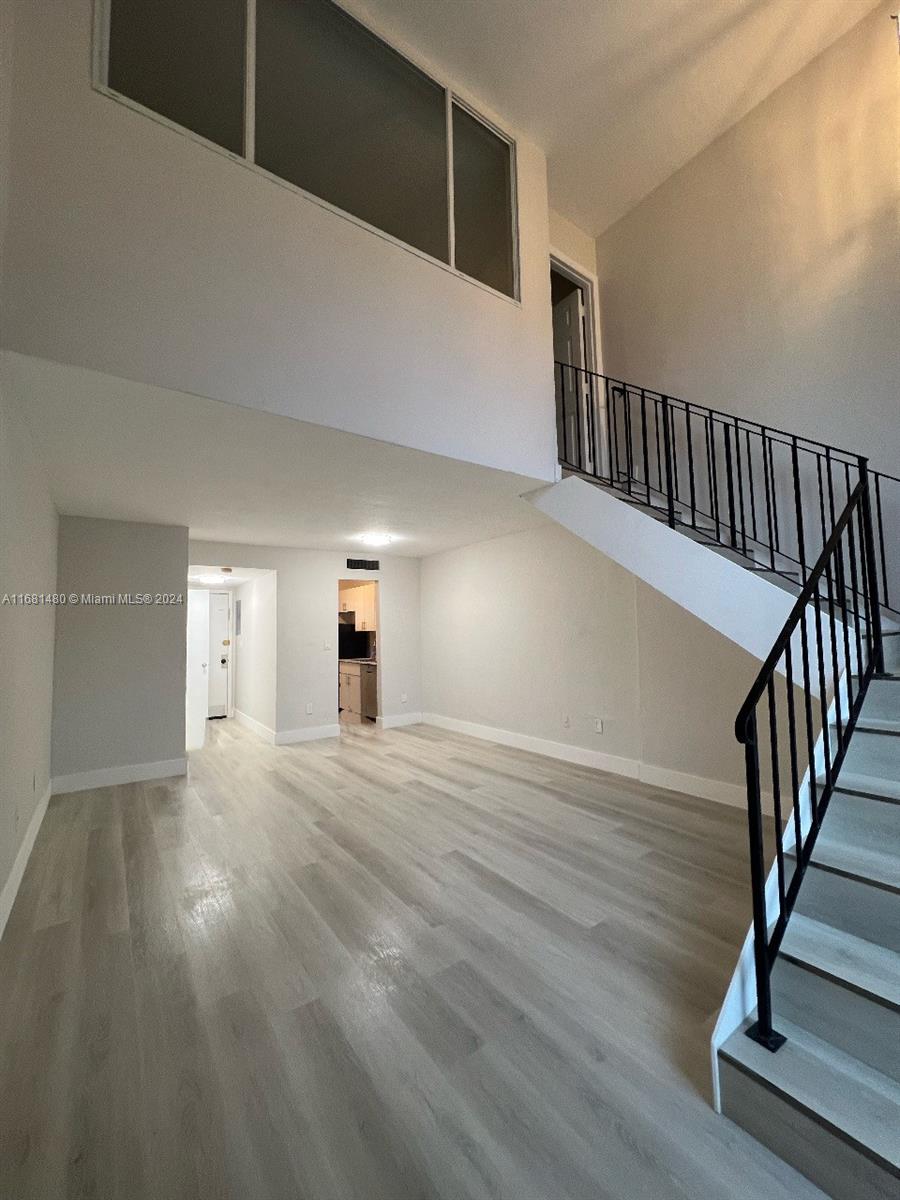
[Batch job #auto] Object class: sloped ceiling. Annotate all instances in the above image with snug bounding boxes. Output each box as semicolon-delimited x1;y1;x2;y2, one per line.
350;0;883;234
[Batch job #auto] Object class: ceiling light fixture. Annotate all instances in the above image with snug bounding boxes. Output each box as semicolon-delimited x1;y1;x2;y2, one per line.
357;532;393;548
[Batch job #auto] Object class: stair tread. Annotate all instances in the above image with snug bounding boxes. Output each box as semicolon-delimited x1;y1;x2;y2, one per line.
824;772;900;803
858;678;900;728
721;1018;900;1169
781;914;900;1007
839;725;900;792
812;790;900;890
854;719;900;733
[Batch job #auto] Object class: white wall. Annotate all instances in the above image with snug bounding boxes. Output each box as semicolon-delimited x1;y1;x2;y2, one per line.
421;524;769;804
0;0;14;273
1;0;557;482
634;583;757;794
421;524;641;764
594;3;899;474
235;573;278;735
0;381;57;916
549;209;597;277
52;517;189;788
190;542;422;739
185;588;210;751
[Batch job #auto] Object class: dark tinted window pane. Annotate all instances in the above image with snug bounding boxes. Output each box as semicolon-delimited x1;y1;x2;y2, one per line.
255;0;448;262
452;104;515;297
107;0;246;155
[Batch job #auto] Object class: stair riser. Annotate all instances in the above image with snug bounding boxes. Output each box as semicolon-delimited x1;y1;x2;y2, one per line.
841;730;900;793
819;792;900;886
793;861;900;954
719;1057;898;1200
771;958;899;1083
860;679;900;726
882;636;900;673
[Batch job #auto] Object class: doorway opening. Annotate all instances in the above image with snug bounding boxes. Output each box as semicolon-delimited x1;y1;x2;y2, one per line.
550;257;603;475
186;564;277;751
338;579;379;726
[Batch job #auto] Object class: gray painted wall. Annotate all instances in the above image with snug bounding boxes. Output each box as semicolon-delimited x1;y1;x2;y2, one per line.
421;524;766;799
0;383;57;899
595;3;899;474
235;573;278;733
52;517;188;778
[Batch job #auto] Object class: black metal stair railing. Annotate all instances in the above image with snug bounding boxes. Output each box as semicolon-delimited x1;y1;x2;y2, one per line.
734;478;884;1050
554;361;898;614
554;359;893;1055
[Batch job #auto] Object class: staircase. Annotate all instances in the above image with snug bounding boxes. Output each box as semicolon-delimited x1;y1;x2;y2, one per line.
550;362;900;1199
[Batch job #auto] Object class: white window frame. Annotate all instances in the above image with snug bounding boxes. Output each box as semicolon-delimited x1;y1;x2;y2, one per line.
91;0;521;304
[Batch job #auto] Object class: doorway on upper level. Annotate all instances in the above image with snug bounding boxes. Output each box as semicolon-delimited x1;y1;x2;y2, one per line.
550;257;603;477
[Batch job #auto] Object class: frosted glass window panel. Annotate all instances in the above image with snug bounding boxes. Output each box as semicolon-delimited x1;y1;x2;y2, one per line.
107;0;247;155
452;103;515;297
255;0;449;263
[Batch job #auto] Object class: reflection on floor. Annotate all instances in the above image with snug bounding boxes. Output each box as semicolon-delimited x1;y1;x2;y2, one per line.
0;720;812;1199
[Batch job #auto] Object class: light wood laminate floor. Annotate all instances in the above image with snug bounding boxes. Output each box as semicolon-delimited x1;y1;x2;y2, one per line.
0;721;823;1199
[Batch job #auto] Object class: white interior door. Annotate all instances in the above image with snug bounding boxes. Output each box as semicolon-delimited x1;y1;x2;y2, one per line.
208;591;231;718
186;588;210;750
552;287;585;370
552;289;594;471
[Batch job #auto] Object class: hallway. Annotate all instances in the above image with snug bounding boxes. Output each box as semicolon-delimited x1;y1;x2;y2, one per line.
0;722;817;1199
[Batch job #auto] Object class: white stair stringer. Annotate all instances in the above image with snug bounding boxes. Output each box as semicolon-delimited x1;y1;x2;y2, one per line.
527;476;830;690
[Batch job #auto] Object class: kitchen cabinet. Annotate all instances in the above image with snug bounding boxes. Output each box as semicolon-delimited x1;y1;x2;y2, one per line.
339;582;378;631
338;659;377;718
339;667;356;713
355;583;378;632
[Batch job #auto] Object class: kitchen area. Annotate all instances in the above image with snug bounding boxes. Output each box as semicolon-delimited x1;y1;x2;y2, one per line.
338;579;379;724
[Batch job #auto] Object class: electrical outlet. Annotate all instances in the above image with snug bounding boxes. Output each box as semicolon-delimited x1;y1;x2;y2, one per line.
400;692;408;704
563;714;571;729
306;702;313;715
595;718;603;734
323;641;332;651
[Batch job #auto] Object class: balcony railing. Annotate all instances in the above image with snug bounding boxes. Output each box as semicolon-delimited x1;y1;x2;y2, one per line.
554;361;898;615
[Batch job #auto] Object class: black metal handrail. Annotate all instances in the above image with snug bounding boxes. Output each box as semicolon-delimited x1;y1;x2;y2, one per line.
553;360;891;1055
554;361;897;614
734;477;884;1050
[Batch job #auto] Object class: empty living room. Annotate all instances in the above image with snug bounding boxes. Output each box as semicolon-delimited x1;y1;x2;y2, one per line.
1;2;897;1197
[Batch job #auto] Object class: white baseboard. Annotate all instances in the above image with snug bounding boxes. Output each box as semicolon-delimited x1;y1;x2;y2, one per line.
421;713;762;811
0;784;51;942
274;723;340;746
51;758;187;795
422;713;641;778
376;712;424;730
637;762;773;813
234;709;276;744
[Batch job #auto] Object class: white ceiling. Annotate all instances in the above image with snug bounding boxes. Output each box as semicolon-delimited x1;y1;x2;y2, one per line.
15;356;548;558
187;565;274;588
350;0;880;234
